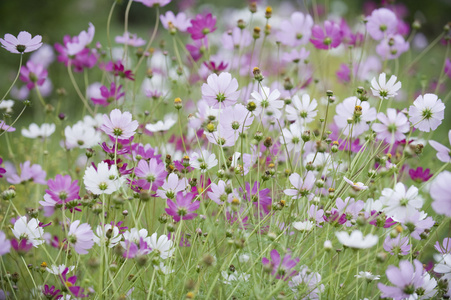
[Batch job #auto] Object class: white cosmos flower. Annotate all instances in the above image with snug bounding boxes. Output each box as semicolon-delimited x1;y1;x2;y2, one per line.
83;161;125;195
148;233;174;259
11;216;44;247
379;182;423;221
286;94;318;124
46;264;75;275
64;122;101;149
22;123;55;139
408;93;445;132
370;73;401;100
250;86;284;119
221;271;250;284
335;230;378;249
190;150;218;173
0;100;14;113
292;220;314;232
343;176;368;191
145;113;177;132
355;271;380;281
122;228;149;245
93;224;122;248
154;262;174;274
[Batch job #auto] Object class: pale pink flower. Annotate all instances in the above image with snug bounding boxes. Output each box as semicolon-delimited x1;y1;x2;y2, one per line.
0;31;42;54
101;109;139;140
201;72;240;108
429;130;451;163
366;8;398;41
372;108;409;144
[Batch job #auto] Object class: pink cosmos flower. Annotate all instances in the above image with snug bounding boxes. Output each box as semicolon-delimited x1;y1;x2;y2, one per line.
101;109;139;140
408;93;445;132
336;64;350;83
0;120;16;132
309;20;342;50
242;181;272;216
115;32;146;47
0;158;6;178
262;249;299;280
218;104;254;133
221;27;252;50
366;8;398;41
376;34;409;60
0;231;11;256
186;38;208;61
187;13;216;40
201;72;240;108
435;238;451;254
378;260;424;299
445;58;451;79
156;173;188;199
0;31;42;54
67;220;94;255
19;61;48;90
123;237;152;258
55;35;98;72
284;171;316;199
408;167;433;183
40;174;80;216
165;191;200;222
160;11;191;32
430;171;451;217
383;235;410;256
91;82;125;107
134;158;168;191
7;161;46;185
372;108;409;144
334;96;377;137
65;23;95;56
277;11;314;47
59;267;88;298
429;129;451;163
282;48;310;64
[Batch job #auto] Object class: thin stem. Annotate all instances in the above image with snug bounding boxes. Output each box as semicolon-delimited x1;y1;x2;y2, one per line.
1;54;23;104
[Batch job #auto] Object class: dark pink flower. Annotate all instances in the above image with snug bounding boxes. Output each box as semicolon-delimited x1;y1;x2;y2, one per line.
123;237;152;258
262;249;299;280
11;238;33;255
134;158;167;191
241;182;272;216
91;82;125;107
59;268;88;298
165;192;200;222
54;35;98;72
186;38;208;61
0;158;6;178
46;174;80;203
409;167;433;183
42;285;62;300
20;61;48;90
310;20;342;50
187;13;217;40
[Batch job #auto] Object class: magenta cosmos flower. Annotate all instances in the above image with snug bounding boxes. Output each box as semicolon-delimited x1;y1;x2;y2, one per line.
262;249;299;280
430;171;451;217
187;13;217;40
372;108;409;144
165;192;200;222
91;82;125;107
68;220;94;255
101;109;139;140
378;260;424;299
0;31;42;54
310;20;342;50
201;72;240;108
20;61;48;90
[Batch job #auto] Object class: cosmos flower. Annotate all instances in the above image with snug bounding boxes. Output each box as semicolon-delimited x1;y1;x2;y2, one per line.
201;72;240;108
408;93;445;132
67;220;94;255
378;260;424;300
21;123;55;139
83;161;125;195
187;13;217;40
370;73;402;100
0;31;42;54
429;129;451;163
262;249;299;280
165;192;200;222
101;109;139;140
335;230;378;249
366;8;398;41
430;171;451;217
372;108;409;144
285;94;318;125
19;61;48;90
278;11;313;47
115;32;146;47
309;20;342;50
11;216;44;247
